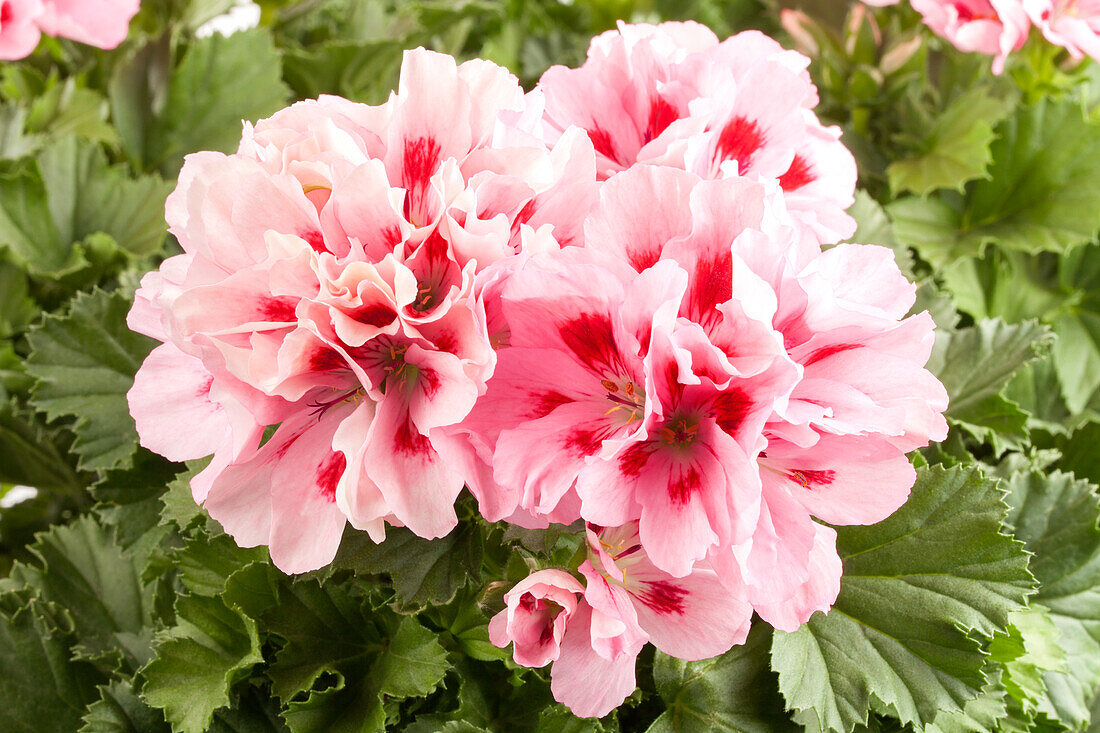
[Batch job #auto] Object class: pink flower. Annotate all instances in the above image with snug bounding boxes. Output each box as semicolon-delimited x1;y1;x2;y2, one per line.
911;0;1031;73
37;0;139;49
532;21;857;245
488;569;585;668
0;0;43;60
549;523;753;718
1024;0;1100;61
129;49;595;573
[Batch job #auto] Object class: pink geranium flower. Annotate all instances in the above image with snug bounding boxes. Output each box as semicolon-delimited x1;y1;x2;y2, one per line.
1024;0;1100;61
129;49;596;573
533;21;857;245
488;569;585;668
548;524;752;718
0;0;43;59
911;0;1030;73
37;0;139;49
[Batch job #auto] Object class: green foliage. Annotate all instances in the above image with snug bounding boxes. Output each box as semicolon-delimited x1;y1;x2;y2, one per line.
889;98;1100;267
143;29;290;176
887;87;1014;196
771;465;1034;732
1003;470;1100;729
648;624;793;732
330;522;483;612
25;289;156;472
141;595;264;733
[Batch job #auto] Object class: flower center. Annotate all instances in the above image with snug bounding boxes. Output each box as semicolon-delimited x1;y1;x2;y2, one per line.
600;377;645;424
659;415;700;448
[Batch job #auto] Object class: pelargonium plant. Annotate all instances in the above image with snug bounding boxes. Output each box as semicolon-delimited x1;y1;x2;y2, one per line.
3;1;1100;732
128;20;948;719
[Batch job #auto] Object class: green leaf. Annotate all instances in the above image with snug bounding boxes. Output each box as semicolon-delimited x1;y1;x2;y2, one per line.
281;40;404;105
141;594;264;733
0;158;68;276
36;136;172;257
929;318;1052;427
147;28;289;176
0;399;80;491
771;464;1035;732
79;680;169;733
26;289;156;472
172;533;268;597
989;608;1066;717
263;578;450;732
888;88;1014;196
0;599;103;733
1003;470;1100;730
25;80;118;146
159;460;209;532
1051;309;1100;415
889;99;1100;267
648;623;794;732
0;258;35;337
4;515;154;672
331;522;483;612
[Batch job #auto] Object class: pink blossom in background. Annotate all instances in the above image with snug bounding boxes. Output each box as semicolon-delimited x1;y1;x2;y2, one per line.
0;0;43;59
533;21;858;246
911;0;1030;73
37;0;140;49
1025;0;1100;61
0;0;139;58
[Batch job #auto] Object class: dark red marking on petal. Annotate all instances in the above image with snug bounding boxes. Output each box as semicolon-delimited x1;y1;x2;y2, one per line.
564;426;605;456
402;136;442;191
645;97;678;143
558;312;625;376
420;367;441;398
196;374;214;398
432;330;458;354
355;304;397;328
686;251;732;330
394;415;433;456
301;230;327;254
588;126;620;165
715;115;766;173
618;442;653;478
259;297;298;323
310;348;348;373
803;343;857;367
779;154;816;191
668;465;702;505
530;390;573;419
316;452;346;502
402;136;443;222
635;579;688;616
0;3;12;23
712;389;751;437
789;468;836;490
628;247;661;273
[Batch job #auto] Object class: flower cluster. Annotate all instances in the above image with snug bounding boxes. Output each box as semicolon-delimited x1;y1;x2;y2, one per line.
865;0;1100;72
128;21;948;718
0;0;139;59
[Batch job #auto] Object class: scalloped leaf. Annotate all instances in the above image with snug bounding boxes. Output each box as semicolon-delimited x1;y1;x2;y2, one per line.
771;464;1034;732
25;289;155;472
1003;470;1100;730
